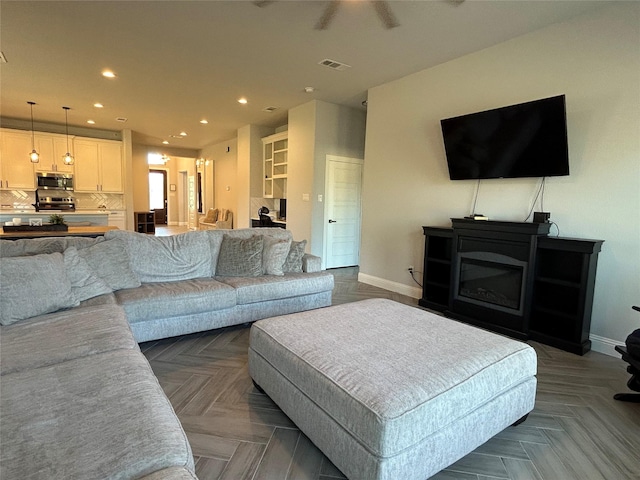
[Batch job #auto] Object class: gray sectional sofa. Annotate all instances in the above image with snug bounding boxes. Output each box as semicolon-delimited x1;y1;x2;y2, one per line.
0;228;334;479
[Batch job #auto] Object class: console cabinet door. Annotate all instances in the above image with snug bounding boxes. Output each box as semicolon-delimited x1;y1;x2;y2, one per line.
0;129;36;190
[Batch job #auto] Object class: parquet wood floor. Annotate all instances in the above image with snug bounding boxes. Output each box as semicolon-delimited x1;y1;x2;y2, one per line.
141;267;640;480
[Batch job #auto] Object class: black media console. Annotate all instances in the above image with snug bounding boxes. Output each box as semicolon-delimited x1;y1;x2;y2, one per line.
420;219;603;355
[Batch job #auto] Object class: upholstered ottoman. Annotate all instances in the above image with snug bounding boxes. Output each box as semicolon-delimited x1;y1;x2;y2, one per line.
248;299;537;480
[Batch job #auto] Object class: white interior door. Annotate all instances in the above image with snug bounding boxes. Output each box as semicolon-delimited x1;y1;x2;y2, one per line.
324;156;363;269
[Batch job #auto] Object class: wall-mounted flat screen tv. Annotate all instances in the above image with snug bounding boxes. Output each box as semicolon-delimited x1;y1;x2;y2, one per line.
440;95;569;180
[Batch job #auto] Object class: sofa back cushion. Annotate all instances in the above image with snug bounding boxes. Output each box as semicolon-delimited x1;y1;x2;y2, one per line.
63;247;113;302
0;236;104;258
76;238;141;291
0;252;79;326
105;230;213;282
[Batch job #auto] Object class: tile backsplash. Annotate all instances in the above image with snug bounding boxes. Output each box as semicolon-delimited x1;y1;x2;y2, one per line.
0;190;124;210
250;197;276;217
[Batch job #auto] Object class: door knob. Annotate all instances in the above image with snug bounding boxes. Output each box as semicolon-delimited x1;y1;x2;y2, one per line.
329;219;337;223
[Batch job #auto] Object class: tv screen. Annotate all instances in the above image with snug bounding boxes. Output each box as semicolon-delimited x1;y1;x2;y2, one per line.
440;95;569;180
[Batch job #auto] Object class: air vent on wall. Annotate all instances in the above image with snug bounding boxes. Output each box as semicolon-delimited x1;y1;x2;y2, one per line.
318;58;351;71
263;106;278;113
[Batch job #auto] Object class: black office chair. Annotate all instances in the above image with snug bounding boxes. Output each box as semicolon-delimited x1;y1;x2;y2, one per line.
259;214;274;227
614;306;640;403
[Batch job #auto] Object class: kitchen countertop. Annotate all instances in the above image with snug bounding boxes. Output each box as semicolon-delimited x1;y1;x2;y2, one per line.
0;210;117;215
0;225;118;240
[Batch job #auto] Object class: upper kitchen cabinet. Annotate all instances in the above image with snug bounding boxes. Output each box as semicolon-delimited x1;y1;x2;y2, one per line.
262;131;287;198
74;138;124;193
33;132;75;174
0;128;36;190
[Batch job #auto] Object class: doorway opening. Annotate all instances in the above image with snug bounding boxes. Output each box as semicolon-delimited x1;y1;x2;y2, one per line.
149;169;167;225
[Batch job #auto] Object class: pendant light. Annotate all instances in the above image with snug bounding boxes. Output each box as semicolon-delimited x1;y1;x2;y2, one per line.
27;101;40;163
62;106;74;165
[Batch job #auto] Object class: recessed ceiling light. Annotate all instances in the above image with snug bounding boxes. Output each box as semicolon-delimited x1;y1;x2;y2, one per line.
102;70;117;78
162;140;169;145
304;86;315;93
93;103;104;108
199;119;208;124
238;98;248;105
179;131;187;136
87;120;96;124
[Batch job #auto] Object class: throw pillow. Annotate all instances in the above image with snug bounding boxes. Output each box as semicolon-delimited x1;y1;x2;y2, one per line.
283;240;307;273
0;253;79;326
216;234;264;277
63;247;113;302
76;238;141;291
262;235;292;276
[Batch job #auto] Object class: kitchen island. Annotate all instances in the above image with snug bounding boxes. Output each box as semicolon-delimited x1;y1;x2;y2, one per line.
0;225;118;240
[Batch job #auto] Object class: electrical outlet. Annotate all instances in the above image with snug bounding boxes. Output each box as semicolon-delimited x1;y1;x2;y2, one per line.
408;265;414;272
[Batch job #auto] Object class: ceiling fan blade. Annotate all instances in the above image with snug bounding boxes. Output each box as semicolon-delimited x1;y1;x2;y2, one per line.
371;1;399;29
315;1;340;30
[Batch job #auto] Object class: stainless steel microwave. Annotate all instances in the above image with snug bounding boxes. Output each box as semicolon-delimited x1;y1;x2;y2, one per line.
36;172;74;191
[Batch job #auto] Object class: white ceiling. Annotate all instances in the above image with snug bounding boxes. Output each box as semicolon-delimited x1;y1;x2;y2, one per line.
0;0;608;150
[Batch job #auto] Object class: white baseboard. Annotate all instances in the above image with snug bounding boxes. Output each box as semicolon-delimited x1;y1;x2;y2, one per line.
357;273;422;300
589;334;621;357
356;273;620;358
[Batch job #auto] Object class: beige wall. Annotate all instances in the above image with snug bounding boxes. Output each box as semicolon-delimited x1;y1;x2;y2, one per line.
237;124;275;229
131;144;198;225
287;100;366;255
361;3;640;352
200;138;238;227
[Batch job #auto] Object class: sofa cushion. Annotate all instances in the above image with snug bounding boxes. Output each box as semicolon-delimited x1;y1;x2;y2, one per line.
63;246;113;302
0;252;79;326
283;239;307;273
115;278;236;323
0;349;194;479
77;237;141;291
262;235;292;276
106;230;214;282
0;304;136;376
0;236;104;258
216;234;264;277
217;271;335;305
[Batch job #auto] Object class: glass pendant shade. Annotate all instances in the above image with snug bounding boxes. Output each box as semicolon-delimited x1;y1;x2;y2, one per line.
62;106;74;165
28;101;40;163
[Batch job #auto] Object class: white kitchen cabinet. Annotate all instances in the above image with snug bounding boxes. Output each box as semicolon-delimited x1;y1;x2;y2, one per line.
107;210;127;230
33;132;75;174
0;129;36;190
74;138;123;193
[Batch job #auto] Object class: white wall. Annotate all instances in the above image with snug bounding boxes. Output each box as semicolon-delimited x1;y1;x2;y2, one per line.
361;3;640;353
288;100;366;254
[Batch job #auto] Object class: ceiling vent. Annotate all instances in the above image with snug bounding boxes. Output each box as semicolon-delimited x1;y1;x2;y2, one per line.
318;58;351;71
263;106;278;113
115;117;128;123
